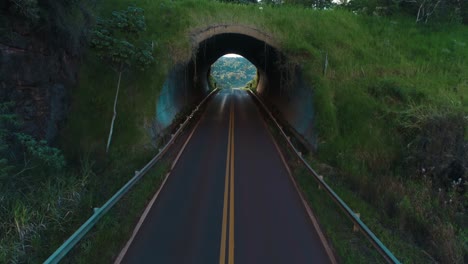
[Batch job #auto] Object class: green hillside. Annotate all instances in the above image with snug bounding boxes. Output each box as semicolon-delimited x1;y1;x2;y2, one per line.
1;0;466;263
211;56;257;89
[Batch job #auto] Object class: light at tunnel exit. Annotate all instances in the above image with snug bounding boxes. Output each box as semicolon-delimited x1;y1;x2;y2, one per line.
210;54;257;90
223;53;242;58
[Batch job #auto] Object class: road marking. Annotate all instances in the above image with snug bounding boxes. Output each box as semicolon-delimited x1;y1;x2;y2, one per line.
269;131;337;264
114;96;210;264
255;95;338;264
229;100;235;264
219;98;235;264
219;102;232;264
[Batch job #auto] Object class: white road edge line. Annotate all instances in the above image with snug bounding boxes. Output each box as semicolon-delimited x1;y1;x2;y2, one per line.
255;95;338;264
114;98;210;264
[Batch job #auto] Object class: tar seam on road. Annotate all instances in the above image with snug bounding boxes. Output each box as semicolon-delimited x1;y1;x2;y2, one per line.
219;97;235;264
114;102;209;264
255;95;338;264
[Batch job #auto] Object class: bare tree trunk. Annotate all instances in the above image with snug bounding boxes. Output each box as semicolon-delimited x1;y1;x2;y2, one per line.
425;0;442;23
106;71;122;153
323;51;328;76
417;3;423;22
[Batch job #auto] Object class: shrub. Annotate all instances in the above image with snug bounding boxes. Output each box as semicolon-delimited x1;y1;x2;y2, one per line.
0;102;65;188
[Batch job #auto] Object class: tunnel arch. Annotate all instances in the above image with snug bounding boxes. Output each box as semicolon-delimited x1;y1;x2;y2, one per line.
156;24;316;149
190;24;287;97
191;25;279;49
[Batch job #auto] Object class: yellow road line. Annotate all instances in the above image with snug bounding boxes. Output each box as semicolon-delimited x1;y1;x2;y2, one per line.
220;98;236;264
115;98;210;264
228;100;235;264
219;102;232;264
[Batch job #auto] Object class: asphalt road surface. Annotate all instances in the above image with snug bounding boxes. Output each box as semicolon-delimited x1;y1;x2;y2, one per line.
120;89;331;264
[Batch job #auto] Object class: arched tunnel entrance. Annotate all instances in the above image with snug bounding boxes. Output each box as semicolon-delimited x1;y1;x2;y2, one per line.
156;25;316;149
193;31;282;96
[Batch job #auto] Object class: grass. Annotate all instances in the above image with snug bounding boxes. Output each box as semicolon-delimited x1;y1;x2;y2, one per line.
1;0;466;263
0;157;93;263
66;1;467;161
256;93;432;263
65;163;169;263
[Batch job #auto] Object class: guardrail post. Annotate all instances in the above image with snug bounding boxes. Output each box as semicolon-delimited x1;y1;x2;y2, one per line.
318;175;324;190
353;213;360;232
135;170;140;176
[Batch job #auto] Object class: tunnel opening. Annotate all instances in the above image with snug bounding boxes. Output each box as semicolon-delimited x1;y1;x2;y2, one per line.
156;25;317;150
209;54;257;90
193;32;285;97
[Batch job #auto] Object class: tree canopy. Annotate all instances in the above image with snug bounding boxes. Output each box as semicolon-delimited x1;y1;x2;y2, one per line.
90;6;154;72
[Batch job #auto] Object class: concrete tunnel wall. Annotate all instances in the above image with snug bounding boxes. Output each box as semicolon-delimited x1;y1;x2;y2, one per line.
155;25;317;149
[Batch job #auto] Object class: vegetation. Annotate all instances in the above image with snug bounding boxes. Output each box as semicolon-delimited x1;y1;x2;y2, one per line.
346;0;464;24
220;0;467;24
210;56;257;89
0;103;64;183
0;102;76;263
65;1;468;263
90;6;154;153
2;0;93;55
0;0;466;263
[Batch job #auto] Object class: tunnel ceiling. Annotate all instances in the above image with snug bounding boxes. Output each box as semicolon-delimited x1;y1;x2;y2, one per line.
195;33;279;70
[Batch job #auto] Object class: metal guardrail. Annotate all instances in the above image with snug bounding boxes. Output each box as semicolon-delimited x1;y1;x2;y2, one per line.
44;89;219;264
247;90;401;264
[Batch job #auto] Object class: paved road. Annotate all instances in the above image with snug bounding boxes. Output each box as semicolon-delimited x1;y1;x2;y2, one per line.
120;89;331;264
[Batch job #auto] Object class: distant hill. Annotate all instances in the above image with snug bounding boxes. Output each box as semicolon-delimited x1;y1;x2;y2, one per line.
210;56;256;89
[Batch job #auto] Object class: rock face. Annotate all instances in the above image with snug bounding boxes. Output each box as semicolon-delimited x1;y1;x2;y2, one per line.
0;16;77;142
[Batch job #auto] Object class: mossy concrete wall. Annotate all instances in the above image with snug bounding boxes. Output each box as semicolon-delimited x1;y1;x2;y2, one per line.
154;64;207;138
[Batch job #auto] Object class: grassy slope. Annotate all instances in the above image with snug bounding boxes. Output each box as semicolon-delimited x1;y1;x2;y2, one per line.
55;0;467;263
67;0;467;156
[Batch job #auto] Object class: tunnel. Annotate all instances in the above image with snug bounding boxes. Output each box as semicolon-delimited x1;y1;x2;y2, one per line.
155;25;316;150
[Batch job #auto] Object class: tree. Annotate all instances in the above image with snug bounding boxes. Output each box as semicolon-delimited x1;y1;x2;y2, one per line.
217;0;258;3
394;0;462;23
90;6;154;153
284;0;333;9
346;0;462;23
462;0;468;24
261;0;284;4
6;0;40;23
0;102;18;180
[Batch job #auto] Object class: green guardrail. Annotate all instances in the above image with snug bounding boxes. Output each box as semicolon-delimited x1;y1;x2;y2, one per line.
44;89;219;264
248;90;401;264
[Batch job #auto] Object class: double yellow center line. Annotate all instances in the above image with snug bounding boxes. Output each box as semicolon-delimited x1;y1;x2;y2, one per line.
219;99;235;264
